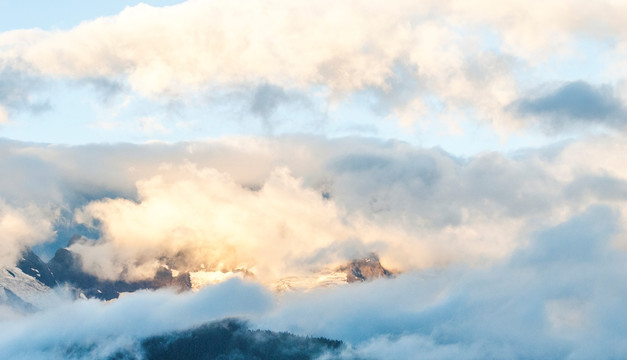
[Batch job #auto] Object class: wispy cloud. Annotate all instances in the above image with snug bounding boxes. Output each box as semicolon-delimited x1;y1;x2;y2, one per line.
0;65;50;121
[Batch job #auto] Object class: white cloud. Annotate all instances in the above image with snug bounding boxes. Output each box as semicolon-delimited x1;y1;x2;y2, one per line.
1;1;626;357
72;164;363;282
4;204;627;360
0;135;626;357
0;279;272;360
0;201;56;267
4;207;627;359
254;207;627;359
1;134;627;280
2;0;625;132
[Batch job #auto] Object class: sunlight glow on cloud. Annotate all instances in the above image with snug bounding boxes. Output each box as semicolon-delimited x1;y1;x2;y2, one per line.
0;201;55;267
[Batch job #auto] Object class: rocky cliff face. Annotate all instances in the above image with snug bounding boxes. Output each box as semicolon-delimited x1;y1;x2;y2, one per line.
16;248;57;288
338;253;393;283
0;241;192;311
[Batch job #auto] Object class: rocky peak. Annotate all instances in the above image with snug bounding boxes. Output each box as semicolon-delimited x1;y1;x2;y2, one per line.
337;253;393;283
47;246;192;300
16;248;57;288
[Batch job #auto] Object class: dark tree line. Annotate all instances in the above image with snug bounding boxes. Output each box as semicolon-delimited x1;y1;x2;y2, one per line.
108;318;344;360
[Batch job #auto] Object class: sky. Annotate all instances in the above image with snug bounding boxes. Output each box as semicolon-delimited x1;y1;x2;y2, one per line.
2;0;623;154
1;1;627;359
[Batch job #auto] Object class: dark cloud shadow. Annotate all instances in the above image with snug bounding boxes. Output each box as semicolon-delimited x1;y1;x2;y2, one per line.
78;77;127;105
368;61;422;116
247;83;322;133
0;64;51;116
511;81;627;133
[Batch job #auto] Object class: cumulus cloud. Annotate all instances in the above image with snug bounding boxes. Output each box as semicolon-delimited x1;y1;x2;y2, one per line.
0;201;56;267
55;147;542;282
71;164;368;283
0;134;626;280
3;0;627;132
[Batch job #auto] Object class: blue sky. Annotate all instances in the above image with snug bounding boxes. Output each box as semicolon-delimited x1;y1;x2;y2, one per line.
0;1;181;31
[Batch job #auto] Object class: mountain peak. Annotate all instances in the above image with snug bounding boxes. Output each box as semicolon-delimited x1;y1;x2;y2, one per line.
16;248;57;288
337;253;393;283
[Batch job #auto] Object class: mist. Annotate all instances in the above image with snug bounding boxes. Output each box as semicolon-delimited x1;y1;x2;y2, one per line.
2;205;627;359
0;135;626;358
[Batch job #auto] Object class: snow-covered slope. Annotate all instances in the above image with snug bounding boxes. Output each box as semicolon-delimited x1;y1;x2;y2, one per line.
0;265;52;312
274;253;393;292
273;270;349;292
0;244;394;313
189;253;393;292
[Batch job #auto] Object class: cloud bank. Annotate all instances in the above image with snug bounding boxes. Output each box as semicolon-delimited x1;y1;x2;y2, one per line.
2;204;627;359
0;134;625;358
2;0;627;133
1;135;626;282
0;280;273;360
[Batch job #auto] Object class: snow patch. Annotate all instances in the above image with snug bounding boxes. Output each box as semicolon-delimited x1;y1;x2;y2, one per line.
189;271;245;290
274;271;348;292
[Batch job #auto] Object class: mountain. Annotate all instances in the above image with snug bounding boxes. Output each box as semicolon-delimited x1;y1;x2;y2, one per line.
2;235;395;308
338;253;393;283
0;263;53;313
1;242;192;311
16;248;57;288
49;247;395;297
274;253;394;291
48;247;191;301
